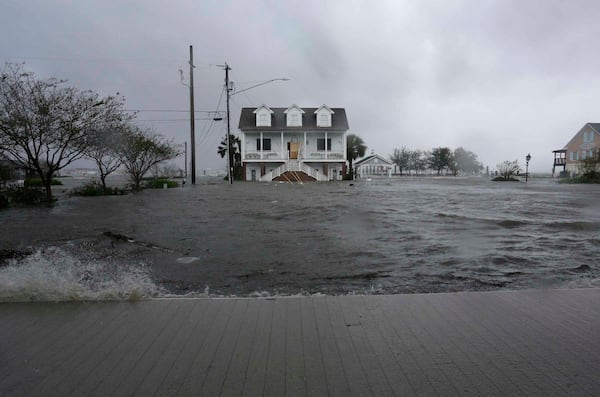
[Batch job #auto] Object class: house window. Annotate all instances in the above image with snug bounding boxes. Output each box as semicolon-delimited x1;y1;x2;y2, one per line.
584;131;595;143
317;138;331;151
256;138;271;151
317;113;331;127
287;112;301;127
257;113;270;127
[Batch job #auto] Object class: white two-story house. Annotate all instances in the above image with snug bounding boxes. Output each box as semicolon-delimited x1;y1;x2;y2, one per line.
238;105;349;181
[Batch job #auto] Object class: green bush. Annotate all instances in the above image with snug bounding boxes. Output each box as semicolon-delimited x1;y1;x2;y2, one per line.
71;182;127;196
24;178;63;187
143;178;179;189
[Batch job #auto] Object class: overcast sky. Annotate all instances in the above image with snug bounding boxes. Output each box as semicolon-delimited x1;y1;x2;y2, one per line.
2;0;600;173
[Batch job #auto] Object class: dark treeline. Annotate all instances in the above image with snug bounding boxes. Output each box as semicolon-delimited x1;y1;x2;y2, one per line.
389;146;483;176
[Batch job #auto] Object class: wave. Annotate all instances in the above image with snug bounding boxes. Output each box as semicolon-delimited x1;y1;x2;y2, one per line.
0;247;162;302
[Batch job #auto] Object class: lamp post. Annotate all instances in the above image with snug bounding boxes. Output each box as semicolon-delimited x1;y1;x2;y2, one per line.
525;153;531;182
217;63;289;184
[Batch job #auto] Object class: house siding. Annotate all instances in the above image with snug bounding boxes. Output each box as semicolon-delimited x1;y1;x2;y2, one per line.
561;124;600;173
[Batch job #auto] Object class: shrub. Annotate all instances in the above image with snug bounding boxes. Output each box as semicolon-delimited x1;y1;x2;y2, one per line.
24;178;63;187
0;192;9;209
71;182;127;196
3;185;47;205
143;178;179;189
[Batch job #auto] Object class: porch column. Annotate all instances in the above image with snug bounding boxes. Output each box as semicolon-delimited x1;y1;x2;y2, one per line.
281;131;284;160
240;132;245;161
260;132;263;160
325;131;328;160
303;131;307;160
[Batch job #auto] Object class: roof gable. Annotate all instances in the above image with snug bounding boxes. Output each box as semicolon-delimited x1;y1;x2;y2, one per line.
314;104;334;115
562;122;600;150
284;104;305;114
253;104;274;114
354;154;393;166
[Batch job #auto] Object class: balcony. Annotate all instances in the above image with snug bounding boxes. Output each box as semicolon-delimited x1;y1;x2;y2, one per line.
244;151;345;161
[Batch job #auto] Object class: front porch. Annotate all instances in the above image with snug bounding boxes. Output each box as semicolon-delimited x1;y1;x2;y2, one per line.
244;159;344;182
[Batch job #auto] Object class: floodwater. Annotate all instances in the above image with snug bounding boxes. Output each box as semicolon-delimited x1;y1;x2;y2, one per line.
1;176;599;301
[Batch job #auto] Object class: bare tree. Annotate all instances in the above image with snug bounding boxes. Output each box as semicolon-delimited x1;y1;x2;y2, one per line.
85;120;132;193
116;126;180;190
496;160;521;181
0;63;127;201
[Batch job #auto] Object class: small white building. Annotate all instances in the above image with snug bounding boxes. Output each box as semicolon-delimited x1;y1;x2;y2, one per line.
353;154;393;178
238;105;350;181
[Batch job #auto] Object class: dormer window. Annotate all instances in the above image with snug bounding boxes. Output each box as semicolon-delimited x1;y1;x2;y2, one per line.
284;104;304;127
315;105;334;127
253;105;274;127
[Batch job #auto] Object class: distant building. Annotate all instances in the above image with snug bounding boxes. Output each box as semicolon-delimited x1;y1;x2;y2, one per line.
353;153;393;178
553;123;600;176
238;105;349;181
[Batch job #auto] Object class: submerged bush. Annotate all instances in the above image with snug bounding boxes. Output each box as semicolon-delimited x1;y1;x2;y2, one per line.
3;185;47;205
24;178;63;187
143;178;179;189
71;182;127;196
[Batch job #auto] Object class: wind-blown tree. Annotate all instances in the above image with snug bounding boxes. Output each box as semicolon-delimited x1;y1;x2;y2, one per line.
390;147;411;176
346;134;367;179
217;134;242;180
454;147;483;175
116;126;180;190
0;63;127;201
496;160;521;181
85;115;134;193
428;147;454;175
408;150;427;175
85;126;124;194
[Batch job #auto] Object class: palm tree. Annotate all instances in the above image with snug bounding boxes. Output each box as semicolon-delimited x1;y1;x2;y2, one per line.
217;134;242;180
346;134;367;179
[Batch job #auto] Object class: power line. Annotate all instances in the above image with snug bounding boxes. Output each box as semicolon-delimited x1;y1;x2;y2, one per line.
124;109;223;113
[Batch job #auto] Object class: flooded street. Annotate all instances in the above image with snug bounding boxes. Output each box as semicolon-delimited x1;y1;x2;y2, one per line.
1;176;599;300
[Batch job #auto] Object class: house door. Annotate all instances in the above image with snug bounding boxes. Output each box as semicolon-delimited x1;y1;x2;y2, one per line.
289;142;299;159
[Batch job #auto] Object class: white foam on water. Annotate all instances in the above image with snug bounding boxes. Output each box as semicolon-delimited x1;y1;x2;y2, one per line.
563;277;600;289
0;247;163;302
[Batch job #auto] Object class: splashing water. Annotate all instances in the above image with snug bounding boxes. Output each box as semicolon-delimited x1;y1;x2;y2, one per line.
0;247;162;302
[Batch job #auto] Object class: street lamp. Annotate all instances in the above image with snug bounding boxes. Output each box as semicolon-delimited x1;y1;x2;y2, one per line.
217;63;289;184
525;153;531;182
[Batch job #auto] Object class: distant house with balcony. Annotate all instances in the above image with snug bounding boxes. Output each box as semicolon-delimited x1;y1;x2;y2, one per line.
238;105;349;181
553;123;600;176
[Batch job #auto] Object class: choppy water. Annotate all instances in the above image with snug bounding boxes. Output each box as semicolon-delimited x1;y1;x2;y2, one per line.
1;176;599;301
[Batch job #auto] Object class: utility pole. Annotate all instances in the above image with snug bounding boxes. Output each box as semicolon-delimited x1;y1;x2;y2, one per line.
189;45;196;184
224;63;233;184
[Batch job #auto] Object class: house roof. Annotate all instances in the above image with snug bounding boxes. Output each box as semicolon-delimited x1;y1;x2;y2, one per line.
556;122;600;150
238;107;349;131
353;154;393;167
588;123;600;133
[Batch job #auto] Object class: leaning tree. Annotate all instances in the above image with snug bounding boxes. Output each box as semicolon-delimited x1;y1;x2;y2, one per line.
0;63;128;201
